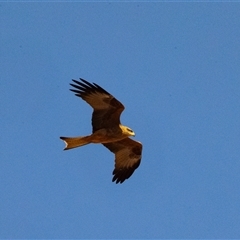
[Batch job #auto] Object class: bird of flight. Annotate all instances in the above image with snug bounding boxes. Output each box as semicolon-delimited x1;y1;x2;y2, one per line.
60;78;142;184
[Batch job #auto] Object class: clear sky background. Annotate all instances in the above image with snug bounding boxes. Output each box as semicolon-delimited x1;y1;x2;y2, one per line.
1;2;240;239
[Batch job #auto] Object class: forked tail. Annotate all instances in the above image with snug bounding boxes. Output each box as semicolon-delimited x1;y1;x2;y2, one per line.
60;136;91;150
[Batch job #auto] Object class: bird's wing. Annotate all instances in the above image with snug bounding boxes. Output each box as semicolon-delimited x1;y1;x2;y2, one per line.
103;138;142;184
70;78;124;132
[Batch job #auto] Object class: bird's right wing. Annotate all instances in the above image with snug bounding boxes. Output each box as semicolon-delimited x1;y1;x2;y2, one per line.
70;78;125;132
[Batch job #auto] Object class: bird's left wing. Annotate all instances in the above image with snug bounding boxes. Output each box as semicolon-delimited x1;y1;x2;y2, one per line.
103;138;142;184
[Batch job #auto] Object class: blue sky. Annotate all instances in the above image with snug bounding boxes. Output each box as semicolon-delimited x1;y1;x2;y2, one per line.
1;2;240;238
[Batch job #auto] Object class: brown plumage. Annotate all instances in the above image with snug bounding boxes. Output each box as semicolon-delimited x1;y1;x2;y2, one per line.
60;78;142;184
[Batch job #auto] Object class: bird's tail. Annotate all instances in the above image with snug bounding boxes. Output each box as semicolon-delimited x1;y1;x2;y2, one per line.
60;135;91;150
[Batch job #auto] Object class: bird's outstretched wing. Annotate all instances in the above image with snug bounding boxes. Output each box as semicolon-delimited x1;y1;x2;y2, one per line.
70;78;124;132
103;138;142;184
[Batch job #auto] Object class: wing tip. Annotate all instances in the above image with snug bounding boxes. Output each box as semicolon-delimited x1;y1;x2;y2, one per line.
111;158;141;184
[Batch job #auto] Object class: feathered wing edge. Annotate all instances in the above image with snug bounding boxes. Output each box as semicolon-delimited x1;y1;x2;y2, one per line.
69;79;125;133
103;138;142;184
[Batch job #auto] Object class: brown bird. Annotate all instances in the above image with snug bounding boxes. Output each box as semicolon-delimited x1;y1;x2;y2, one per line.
60;78;142;184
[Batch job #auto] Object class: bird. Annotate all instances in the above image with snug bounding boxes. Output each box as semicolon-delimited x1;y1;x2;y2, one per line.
60;78;142;184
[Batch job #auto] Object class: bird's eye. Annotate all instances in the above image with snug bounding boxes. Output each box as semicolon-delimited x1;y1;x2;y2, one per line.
127;128;133;132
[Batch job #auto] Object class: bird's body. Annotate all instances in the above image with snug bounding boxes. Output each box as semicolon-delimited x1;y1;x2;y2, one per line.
60;78;142;184
61;124;134;149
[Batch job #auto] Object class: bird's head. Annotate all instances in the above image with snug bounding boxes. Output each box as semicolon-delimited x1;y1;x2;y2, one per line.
121;125;135;137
